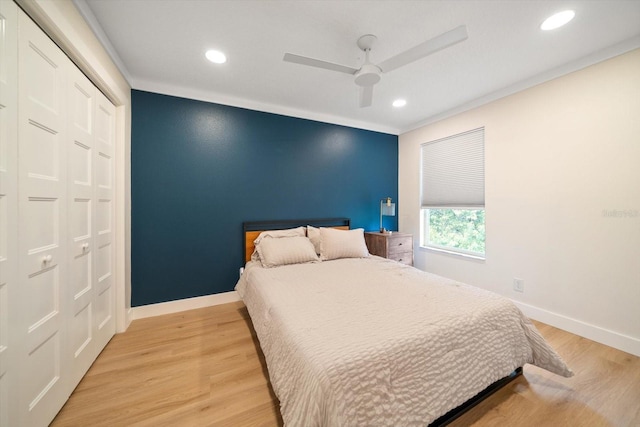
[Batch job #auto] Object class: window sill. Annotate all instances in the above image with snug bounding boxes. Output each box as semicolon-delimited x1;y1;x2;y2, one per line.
419;245;486;261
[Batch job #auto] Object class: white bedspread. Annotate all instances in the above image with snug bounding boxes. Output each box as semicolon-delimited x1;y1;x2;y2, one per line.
235;256;572;427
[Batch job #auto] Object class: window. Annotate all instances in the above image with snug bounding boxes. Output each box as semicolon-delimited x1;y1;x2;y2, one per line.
420;128;485;257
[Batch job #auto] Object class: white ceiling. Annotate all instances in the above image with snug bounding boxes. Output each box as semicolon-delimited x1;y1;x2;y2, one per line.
78;0;640;135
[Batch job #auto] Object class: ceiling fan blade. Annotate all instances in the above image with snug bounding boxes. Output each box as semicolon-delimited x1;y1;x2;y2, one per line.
283;53;358;75
359;85;374;108
377;25;468;73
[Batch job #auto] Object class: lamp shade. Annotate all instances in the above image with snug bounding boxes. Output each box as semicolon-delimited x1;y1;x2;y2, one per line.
379;197;396;233
381;203;395;216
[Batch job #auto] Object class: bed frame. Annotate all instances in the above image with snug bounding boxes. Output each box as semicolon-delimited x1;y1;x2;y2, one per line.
241;217;522;425
430;367;522;426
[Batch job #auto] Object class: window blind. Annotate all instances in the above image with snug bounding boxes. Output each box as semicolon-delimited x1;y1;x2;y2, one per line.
421;127;484;208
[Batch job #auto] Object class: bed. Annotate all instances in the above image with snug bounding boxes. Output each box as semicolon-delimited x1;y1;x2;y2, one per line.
235;219;573;426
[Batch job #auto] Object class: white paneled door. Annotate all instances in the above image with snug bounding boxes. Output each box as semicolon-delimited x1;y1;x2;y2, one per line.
67;65;97;387
66;66;117;387
94;92;116;350
4;5;118;425
18;9;70;426
14;6;119;425
0;1;18;426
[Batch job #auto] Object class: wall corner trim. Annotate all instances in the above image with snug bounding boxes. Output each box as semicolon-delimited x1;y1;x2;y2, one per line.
131;291;242;321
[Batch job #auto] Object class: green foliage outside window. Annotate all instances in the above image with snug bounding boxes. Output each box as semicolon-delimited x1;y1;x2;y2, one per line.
424;209;485;255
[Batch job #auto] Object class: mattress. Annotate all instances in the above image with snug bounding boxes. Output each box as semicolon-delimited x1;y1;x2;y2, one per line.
235;256;572;426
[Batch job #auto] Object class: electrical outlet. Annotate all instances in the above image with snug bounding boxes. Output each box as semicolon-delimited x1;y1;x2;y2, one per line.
513;278;524;293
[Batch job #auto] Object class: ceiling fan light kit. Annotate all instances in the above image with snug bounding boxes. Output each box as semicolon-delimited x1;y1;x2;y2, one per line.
354;64;381;87
283;25;468;108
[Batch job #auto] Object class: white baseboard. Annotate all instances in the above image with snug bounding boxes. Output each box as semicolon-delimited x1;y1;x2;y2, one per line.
126;307;133;329
129;292;639;357
513;301;640;357
132;291;241;320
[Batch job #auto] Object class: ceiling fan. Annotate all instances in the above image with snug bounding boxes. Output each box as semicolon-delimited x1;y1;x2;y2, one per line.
283;25;468;108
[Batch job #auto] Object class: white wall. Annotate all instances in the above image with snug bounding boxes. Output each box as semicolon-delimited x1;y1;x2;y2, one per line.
399;48;640;356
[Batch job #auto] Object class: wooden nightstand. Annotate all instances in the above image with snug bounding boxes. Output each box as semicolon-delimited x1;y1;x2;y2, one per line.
364;232;413;266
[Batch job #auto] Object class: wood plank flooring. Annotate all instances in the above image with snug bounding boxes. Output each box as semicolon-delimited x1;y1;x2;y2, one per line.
51;301;640;427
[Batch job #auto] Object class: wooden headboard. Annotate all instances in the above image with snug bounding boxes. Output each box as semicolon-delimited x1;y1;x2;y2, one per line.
243;218;350;263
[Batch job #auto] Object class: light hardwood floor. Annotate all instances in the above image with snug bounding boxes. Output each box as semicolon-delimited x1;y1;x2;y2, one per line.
51;301;640;427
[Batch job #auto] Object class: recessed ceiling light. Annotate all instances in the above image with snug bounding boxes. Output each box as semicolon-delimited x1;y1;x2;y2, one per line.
392;99;407;108
540;10;575;31
205;49;227;64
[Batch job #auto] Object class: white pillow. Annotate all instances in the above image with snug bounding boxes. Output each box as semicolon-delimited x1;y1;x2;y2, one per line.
306;225;321;255
251;226;306;261
256;236;319;268
320;227;369;261
254;226;305;244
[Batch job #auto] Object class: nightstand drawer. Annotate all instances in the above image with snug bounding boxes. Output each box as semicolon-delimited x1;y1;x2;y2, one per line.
388;251;413;265
387;236;412;255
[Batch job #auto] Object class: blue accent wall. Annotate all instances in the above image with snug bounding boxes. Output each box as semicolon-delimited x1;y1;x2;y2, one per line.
131;90;398;306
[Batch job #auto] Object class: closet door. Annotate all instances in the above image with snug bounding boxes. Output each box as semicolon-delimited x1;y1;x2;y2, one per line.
17;10;70;426
94;91;116;348
0;1;18;426
67;65;97;386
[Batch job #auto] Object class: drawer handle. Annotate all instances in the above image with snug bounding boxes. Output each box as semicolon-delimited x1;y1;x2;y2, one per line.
42;254;52;265
82;243;89;251
398;243;403;246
